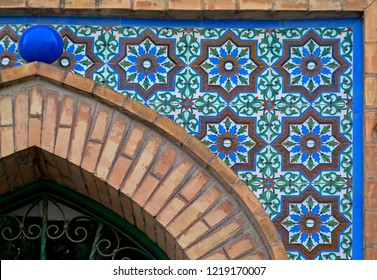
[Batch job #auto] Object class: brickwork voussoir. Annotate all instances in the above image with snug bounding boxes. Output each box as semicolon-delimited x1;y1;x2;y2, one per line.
0;65;285;259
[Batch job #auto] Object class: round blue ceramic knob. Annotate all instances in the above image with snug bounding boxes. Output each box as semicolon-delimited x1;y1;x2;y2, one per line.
18;25;63;64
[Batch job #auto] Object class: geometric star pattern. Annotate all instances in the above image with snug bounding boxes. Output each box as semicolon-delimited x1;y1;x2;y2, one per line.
0;19;361;260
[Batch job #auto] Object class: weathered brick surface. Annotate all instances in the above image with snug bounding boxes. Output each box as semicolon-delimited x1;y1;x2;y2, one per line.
365;1;377;42
144;158;194;216
167;184;222;237
365;247;377;259
14;91;29;151
365;145;377;179
365;111;377;143
95;115;129;180
365;211;377;245
41;90;59;152
309;0;341;11
365;180;377;210
68;101;92;165
0;65;286;260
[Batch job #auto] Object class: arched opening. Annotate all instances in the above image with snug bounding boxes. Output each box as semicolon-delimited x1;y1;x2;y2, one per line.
0;63;286;260
0;180;167;260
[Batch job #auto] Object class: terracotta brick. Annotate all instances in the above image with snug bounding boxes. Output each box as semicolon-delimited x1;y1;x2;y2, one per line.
156;223;167;251
14;91;29;151
1;126;15;157
28;0;60;9
239;0;272;10
157;196;186;226
183;135;216;164
168;0;201;10
89;109;111;142
20;167;37;188
81;142;102;173
41;90;59;152
144;211;157;241
365;145;377;179
64;0;96;9
180;170;211;201
365;247;377;259
64;72;95;94
59;96;76;126
365;1;377;42
255;214;283;248
132;174;160;206
92;83;127;108
145;158;194;216
98;191;112;209
134;0;165;10
175;245;184;260
165;231;176;252
37;62;65;83
0;96;13;126
177;220;209;249
133;203;145;232
274;0;308;10
209;156;240;190
107;156;132;189
122;124;148;158
96;116;129;180
203;0;235;17
224;235;256;259
123;98;159;124
94;175;108;193
232;181;265;217
82;169;100;202
68;102;92;165
28;118;41;147
68;161;84;181
239;251;265;260
54;156;71;178
120;193;135;225
107;187;124;217
1;62;37;83
203;199;235;227
150;144;178;179
185;218;245;259
99;0;132;9
30;85;43;116
365;76;377;108
365;180;377;210
205;0;235;10
54;127;72;158
343;0;374;11
365;43;377;73
309;0;341;11
201;250;228;260
183;135;216;166
365;111;377;143
154;115;187;145
121;134;163;196
0;0;25;8
365;211;377;245
167;184;222;237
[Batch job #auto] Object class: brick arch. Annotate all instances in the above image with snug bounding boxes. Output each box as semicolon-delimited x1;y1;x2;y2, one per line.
0;62;286;260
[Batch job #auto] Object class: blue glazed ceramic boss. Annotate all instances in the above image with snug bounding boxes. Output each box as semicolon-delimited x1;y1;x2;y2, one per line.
18;25;63;64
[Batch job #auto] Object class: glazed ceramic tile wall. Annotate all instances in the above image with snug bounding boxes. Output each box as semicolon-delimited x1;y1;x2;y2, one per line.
0;17;363;259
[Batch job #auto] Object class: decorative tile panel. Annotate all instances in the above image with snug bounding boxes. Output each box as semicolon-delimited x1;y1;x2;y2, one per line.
0;17;363;260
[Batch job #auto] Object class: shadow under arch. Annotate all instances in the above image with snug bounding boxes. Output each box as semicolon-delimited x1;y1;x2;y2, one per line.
0;177;168;259
0;62;286;260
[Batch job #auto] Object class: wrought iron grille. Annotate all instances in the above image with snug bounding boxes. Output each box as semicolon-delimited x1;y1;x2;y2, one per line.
0;183;162;260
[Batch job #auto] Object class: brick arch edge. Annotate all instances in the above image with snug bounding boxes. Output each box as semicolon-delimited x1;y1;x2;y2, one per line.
0;62;286;260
